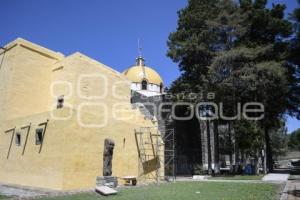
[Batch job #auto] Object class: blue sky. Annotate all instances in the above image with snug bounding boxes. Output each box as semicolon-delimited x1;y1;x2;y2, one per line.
0;0;299;133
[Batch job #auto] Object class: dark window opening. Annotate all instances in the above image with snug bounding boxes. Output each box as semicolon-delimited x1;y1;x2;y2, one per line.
16;133;21;146
36;128;43;145
160;83;163;93
141;80;148;90
57;95;64;109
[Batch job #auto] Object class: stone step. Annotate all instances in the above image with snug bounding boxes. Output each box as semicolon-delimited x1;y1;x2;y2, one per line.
95;186;118;196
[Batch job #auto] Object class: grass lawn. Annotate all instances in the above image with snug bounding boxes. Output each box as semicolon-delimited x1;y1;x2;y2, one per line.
208;175;264;180
0;195;9;200
38;182;280;200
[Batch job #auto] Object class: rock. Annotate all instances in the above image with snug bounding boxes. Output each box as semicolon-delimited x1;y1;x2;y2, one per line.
95;186;118;196
96;176;118;188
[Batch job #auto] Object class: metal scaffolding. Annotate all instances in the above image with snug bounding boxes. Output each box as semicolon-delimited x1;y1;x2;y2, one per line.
135;125;175;183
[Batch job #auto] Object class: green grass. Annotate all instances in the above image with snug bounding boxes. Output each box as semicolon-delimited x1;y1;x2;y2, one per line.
37;182;280;200
208;175;264;180
0;195;9;200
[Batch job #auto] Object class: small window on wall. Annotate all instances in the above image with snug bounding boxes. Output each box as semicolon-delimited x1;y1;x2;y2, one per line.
160;83;163;93
36;128;43;145
141;80;148;90
57;95;64;109
15;133;21;146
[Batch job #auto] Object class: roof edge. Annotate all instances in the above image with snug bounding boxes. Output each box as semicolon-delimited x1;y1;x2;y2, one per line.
1;38;64;60
62;52;129;81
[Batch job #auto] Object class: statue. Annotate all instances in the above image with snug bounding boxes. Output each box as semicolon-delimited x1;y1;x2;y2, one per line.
103;138;115;176
96;138;117;187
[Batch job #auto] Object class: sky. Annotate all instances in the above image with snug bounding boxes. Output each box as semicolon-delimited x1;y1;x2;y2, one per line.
0;0;299;133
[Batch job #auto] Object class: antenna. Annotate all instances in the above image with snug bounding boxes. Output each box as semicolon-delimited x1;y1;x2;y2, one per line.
138;38;142;57
137;38;146;76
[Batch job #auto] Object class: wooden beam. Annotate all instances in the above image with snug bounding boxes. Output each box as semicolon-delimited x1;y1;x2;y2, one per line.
5;127;16;159
21;123;31;156
38;120;49;154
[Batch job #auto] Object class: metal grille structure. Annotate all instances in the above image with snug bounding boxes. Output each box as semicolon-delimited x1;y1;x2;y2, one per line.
135;126;175;183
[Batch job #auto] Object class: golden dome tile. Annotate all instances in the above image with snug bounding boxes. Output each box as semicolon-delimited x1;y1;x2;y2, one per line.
123;65;163;86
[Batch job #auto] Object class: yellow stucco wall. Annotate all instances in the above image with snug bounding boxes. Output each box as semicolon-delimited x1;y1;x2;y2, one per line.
0;38;163;190
0;113;66;190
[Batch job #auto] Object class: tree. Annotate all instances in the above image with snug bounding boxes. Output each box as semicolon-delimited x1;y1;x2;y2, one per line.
167;0;239;175
287;0;300;120
167;0;220;94
285;1;300;154
167;0;300;175
288;128;300;151
209;0;294;173
266;120;288;163
234;120;263;175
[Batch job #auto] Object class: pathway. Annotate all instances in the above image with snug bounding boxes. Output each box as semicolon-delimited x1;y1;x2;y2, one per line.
280;176;300;200
0;184;92;199
0;185;48;198
262;173;290;182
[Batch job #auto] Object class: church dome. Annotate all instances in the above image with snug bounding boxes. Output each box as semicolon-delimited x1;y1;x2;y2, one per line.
123;65;163;85
123;56;164;96
123;57;163;86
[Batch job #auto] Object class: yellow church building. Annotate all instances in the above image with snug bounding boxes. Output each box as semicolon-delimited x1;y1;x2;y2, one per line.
0;38;164;190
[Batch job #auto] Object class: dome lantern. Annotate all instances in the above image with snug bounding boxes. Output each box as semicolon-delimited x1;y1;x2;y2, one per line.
136;56;145;66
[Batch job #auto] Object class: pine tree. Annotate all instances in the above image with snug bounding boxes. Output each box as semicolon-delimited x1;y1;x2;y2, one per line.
209;0;294;172
167;0;299;174
167;0;239;175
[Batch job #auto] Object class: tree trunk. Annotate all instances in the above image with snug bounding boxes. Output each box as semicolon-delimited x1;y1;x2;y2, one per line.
263;142;267;174
214;121;220;175
234;147;240;174
234;130;240;174
254;151;260;175
207;120;212;175
241;150;246;174
265;126;273;173
228;122;233;174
